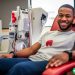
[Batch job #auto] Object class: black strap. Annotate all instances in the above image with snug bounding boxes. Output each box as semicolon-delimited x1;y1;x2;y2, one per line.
64;51;72;61
10;51;17;58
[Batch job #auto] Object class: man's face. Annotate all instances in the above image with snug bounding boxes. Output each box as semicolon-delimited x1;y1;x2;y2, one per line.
58;7;74;31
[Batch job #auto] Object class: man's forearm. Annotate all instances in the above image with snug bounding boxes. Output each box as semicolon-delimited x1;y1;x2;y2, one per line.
12;42;41;58
64;51;75;60
72;51;75;60
14;47;34;58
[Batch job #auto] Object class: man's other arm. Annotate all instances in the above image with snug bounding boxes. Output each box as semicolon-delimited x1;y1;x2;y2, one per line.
14;42;41;58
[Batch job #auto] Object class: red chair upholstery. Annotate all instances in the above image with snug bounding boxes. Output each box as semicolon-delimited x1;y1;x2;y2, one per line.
50;16;60;31
42;16;75;75
42;61;75;75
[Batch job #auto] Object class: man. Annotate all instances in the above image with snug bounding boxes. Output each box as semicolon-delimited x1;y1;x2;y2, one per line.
0;4;75;75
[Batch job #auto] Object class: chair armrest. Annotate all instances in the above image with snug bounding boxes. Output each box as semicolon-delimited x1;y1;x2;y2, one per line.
42;61;75;75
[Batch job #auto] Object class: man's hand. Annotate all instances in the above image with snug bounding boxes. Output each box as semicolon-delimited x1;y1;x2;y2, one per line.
0;53;14;58
46;52;69;69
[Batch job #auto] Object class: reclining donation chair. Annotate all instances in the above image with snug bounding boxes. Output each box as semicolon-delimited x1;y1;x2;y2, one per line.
42;16;75;75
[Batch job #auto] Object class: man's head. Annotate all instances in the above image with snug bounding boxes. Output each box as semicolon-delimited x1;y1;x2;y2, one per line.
58;4;74;31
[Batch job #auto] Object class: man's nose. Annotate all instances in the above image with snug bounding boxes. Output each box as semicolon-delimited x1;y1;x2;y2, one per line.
62;16;67;21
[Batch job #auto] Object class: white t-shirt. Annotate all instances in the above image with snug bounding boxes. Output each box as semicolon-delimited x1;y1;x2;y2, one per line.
29;30;75;61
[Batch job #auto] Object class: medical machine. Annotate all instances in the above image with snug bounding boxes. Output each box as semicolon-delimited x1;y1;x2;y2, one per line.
9;6;30;52
31;8;48;44
8;6;48;52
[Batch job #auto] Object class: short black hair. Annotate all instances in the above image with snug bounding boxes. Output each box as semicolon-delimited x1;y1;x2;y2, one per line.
59;4;74;14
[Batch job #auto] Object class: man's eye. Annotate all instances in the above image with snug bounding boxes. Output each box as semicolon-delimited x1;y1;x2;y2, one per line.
58;15;63;18
66;15;71;18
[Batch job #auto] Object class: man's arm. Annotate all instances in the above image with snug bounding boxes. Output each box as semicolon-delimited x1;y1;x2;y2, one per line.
72;51;75;60
1;42;41;58
14;42;41;57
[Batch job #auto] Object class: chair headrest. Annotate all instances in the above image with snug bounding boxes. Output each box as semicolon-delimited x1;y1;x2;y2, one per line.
50;16;59;31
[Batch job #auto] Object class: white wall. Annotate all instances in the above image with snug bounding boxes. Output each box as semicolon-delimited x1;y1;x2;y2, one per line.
0;0;28;28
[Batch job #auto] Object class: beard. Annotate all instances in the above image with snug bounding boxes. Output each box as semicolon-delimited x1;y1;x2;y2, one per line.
58;20;73;31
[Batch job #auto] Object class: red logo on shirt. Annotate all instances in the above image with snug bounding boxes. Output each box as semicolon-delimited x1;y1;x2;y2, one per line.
46;40;53;46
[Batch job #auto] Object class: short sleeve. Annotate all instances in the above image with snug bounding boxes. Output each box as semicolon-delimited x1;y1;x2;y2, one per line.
37;30;49;44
